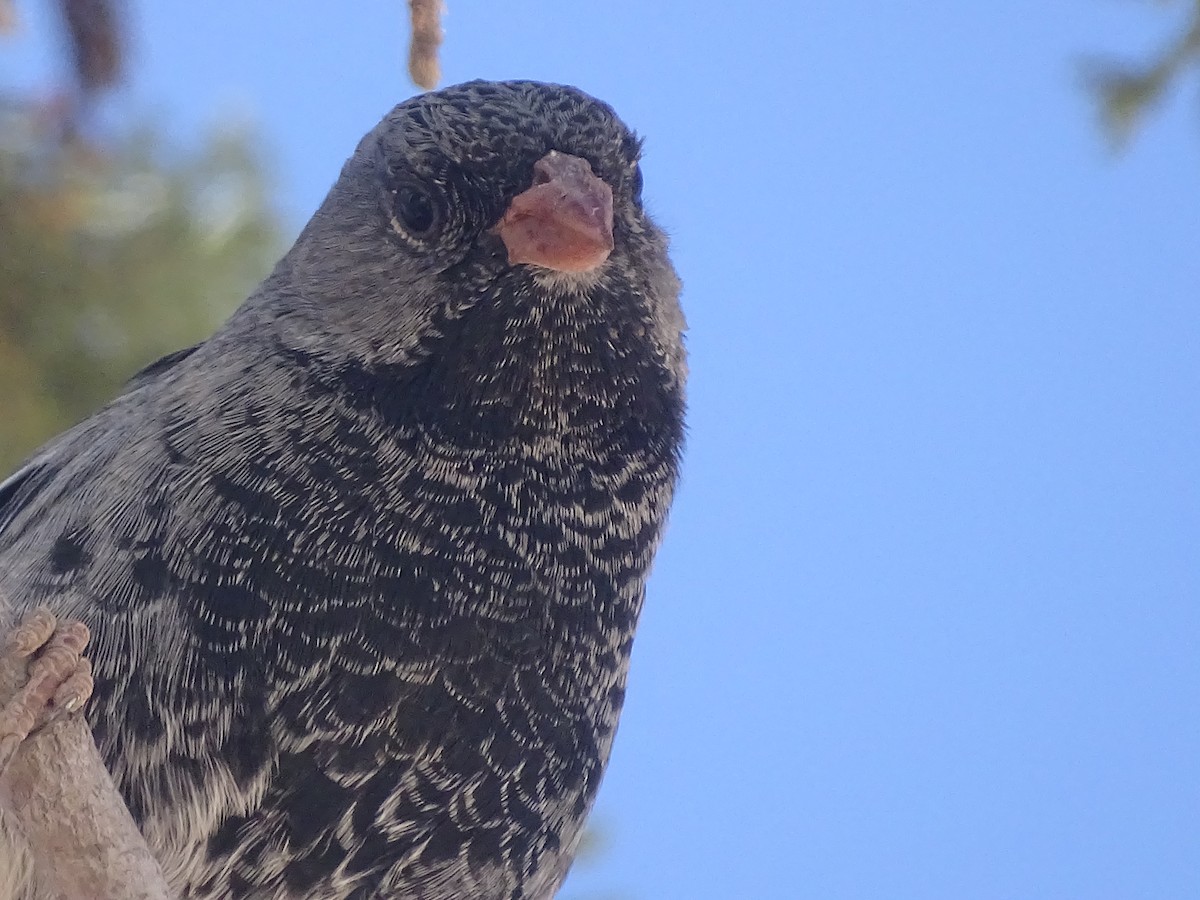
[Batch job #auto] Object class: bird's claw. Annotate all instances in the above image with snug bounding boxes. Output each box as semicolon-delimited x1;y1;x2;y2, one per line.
0;607;94;775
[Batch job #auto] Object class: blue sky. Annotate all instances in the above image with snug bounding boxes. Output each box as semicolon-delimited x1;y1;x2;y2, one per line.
4;2;1199;898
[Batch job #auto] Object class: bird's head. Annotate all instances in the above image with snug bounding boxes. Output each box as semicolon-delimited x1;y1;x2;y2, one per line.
264;81;685;401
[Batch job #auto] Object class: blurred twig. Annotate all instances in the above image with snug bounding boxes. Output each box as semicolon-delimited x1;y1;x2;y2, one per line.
0;0;18;36
408;0;443;90
59;0;124;92
1084;0;1200;148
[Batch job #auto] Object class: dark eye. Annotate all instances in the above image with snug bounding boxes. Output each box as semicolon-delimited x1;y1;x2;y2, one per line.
629;164;644;205
393;183;438;236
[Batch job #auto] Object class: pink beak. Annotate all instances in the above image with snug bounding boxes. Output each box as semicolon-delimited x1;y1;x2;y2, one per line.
492;151;615;274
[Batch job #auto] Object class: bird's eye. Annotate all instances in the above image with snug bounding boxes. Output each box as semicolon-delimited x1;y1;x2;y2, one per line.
629;164;644;205
393;183;439;237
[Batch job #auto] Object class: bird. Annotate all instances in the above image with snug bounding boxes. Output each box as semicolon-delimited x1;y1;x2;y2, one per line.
0;80;686;899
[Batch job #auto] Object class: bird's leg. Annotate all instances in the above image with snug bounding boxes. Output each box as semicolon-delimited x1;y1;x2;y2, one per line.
0;608;94;777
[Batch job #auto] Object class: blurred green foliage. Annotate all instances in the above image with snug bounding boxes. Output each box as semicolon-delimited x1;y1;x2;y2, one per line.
0;99;283;473
1086;0;1200;147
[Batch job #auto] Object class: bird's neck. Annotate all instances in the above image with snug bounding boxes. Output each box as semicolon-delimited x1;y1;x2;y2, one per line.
275;286;684;461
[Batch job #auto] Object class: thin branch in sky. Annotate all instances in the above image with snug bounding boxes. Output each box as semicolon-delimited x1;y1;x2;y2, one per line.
1084;0;1200;148
0;0;19;36
58;0;124;92
408;0;444;90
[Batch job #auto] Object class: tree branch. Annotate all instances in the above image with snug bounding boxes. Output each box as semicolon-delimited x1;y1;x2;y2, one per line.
408;0;444;90
0;610;170;900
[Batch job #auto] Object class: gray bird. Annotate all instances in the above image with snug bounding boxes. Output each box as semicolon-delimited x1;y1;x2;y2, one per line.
0;80;685;899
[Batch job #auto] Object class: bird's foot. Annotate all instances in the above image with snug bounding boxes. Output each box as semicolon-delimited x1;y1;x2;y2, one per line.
0;608;93;776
